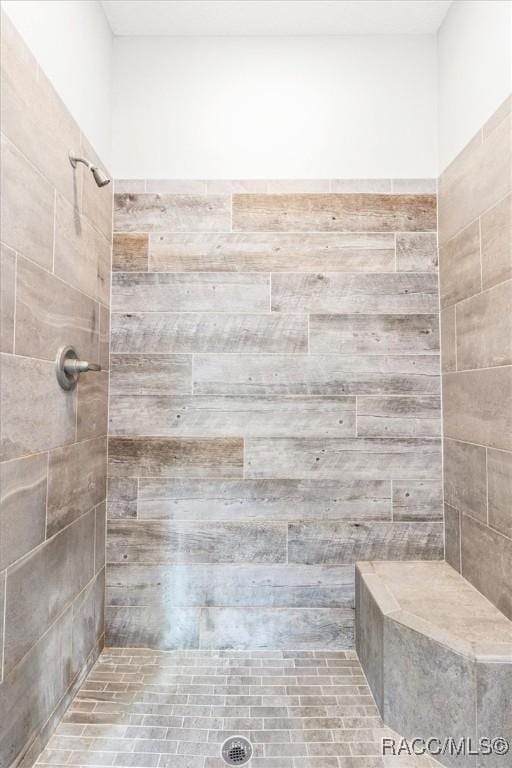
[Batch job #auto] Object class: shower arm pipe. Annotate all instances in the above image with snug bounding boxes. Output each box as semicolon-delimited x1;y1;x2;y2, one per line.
69;151;111;187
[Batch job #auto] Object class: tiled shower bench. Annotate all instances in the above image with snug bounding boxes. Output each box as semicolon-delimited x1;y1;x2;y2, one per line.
355;561;512;768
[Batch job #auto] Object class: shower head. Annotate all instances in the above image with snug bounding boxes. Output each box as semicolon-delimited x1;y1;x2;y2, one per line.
69;152;111;188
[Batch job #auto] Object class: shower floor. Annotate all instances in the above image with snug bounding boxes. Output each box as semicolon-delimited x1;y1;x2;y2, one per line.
35;648;437;768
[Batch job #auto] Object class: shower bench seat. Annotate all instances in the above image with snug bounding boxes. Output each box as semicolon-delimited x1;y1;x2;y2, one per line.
355;560;512;768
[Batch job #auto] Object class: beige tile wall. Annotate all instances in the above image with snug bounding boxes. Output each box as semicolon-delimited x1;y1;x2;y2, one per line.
108;179;443;650
0;13;112;766
438;95;512;620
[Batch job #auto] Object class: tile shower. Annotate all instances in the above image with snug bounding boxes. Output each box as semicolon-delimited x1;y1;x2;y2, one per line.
0;3;511;768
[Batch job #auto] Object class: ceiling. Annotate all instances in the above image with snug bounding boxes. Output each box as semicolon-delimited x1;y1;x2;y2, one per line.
101;0;453;36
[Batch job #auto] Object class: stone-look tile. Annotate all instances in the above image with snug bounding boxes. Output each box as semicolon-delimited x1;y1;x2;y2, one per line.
112;272;271;313
391;480;443;522
232;194;437;233
107;520;287;564
391;179;437;194
0;12;81;205
199;608;354;649
0;569;4;681
15;255;100;362
110;354;192;395
0;244;16;352
136;478;391;522
149;232;396;273
109;395;356;438
0;453;47;570
288;521;443;564
440;306;456;373
107;477;138;519
114;194;231;232
439;220;481;308
395;233;438;272
146;179;208;194
0;608;73;768
111;313;308;354
332;179;392;193
487;448;512;539
481;193;512;289
105;606;199;649
271;274;438;314
0;134;54;270
442;368;512;451
108;437;243;478
0;354;76;461
206;179;267;194
266;180;332;193
113;233;149;272
476;662;512;768
193;354;441;396
356;397;441;438
309;315;439;355
383;618;477;768
355;568;384;713
47;438;107;537
444;503;461;572
114;179;146;194
461;513;512;621
456;280;512;369
3;510;95;675
438;110;511;244
99;304;110;371
106;563;355;608
77;371;109;441
245;438;442;480
54;194;111;305
443;439;487;522
95;502;106;573
80;134;112;243
72;569;105;678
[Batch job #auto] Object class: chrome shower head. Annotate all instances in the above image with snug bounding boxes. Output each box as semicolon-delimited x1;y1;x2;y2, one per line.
69;152;111;188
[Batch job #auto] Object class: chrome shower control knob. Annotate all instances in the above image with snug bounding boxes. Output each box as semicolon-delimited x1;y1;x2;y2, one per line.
56;345;101;390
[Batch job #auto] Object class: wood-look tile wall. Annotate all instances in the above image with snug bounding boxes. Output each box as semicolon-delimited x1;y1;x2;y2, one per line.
438;95;512;620
108;177;443;650
0;13;111;767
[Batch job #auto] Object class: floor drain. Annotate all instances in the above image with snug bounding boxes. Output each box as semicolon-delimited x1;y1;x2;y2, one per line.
221;735;253;765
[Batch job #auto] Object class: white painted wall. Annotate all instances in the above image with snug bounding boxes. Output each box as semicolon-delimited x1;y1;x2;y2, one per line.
438;0;512;171
1;0;113;167
111;35;438;179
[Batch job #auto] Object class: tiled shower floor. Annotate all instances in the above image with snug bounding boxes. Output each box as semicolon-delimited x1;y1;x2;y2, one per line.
35;649;437;768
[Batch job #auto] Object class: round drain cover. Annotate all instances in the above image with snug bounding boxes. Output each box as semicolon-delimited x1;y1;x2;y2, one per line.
221;735;253;765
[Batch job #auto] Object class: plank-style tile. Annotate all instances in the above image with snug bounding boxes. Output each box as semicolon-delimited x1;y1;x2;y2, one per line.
14;255;100;362
106;606;199;650
112;272;270;313
391;480;443;522
106;563;355;608
107;477;138;519
113;233;148;272
443;438;487;523
193;354;441;396
232;194;437;233
0;453;47;570
99;304;110;371
47;437;107;537
108;437;243;478
481;193;512;290
356;396;441;437
0;244;15;353
111;313;308;354
95;502;106;574
442;368;512;451
109;395;356;438
395;233;438;272
3;511;94;675
444;503;461;572
271;274;438;314
107;520;287;564
309;315;439;355
487;448;512;539
456;280;512;370
137;478;391;522
114;194;230;232
440;306;456;373
245;438;442;480
439;220;481;309
288;521;443;564
0;354;76;461
110;354;192;395
77;371;109;441
72;570;104;678
148;232;396;273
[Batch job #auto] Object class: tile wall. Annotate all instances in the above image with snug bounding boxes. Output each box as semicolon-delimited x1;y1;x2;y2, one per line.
439;95;512;620
108;177;443;650
0;13;112;766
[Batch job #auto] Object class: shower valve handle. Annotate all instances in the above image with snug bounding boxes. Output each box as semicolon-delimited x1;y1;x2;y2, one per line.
56;345;101;390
